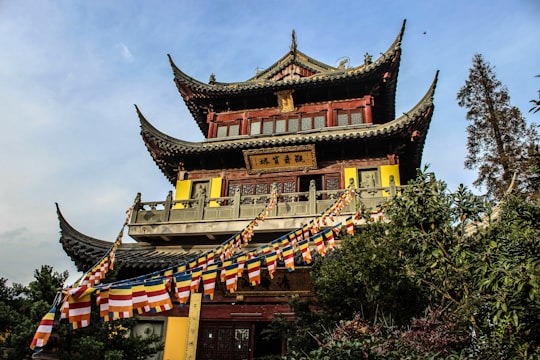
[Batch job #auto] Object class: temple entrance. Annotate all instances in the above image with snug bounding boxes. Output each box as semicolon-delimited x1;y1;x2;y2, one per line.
197;323;251;360
253;322;284;359
196;322;283;360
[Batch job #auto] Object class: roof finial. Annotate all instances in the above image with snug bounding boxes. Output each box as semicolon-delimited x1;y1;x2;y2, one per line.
290;29;297;52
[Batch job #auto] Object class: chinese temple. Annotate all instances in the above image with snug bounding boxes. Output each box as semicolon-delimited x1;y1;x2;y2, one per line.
57;20;437;360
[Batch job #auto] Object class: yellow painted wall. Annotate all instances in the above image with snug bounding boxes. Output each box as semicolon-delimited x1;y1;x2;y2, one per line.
209;177;222;207
380;164;400;196
343;167;358;188
174;180;192;209
162;317;189;360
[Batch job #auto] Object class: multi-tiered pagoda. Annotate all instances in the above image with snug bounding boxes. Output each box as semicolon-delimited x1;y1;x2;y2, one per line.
58;20;437;359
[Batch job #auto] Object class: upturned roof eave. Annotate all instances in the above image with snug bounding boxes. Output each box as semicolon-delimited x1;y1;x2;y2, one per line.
168;20;405;97
56;203;197;271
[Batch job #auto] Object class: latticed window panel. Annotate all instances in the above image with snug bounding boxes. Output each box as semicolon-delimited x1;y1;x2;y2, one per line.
228;184;240;196
283;181;296;193
229;124;240;136
241;184;255;196
314;115;325;129
325;177;340;190
256;183;268;195
337;113;348;126
288;118;299;132
275;119;286;133
351;111;363;125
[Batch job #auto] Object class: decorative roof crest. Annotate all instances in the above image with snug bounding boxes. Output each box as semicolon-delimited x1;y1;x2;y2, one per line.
290;29;297;53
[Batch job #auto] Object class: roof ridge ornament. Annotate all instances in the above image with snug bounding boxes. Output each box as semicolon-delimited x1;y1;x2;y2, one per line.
290;29;297;53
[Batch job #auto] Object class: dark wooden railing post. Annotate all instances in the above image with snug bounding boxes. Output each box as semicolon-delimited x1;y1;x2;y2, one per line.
162;191;172;222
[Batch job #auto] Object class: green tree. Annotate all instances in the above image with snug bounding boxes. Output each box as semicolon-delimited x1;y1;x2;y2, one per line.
312;221;425;325
284;168;539;359
530;75;540;114
467;195;540;359
457;54;539;199
1;266;163;360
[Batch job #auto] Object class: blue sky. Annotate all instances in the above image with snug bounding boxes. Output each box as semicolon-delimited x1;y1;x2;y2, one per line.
0;0;538;285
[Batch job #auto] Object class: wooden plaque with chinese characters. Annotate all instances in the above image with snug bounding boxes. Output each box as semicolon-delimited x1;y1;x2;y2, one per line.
243;145;317;174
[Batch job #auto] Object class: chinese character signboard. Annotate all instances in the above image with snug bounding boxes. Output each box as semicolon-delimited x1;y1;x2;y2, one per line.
243;145;317;174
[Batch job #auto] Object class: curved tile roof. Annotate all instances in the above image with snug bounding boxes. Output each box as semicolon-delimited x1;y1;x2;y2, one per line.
57;203;201;273
139;71;438;185
168;20;406;136
57;204;317;275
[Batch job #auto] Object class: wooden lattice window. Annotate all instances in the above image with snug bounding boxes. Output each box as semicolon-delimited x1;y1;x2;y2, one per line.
336;109;364;126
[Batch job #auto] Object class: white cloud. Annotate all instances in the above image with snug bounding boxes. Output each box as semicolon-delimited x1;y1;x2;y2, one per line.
117;42;134;62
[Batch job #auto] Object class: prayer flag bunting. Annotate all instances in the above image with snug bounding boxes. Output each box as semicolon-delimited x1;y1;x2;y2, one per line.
324;228;336;250
221;260;233;283
298;239;312;264
295;228;303;241
206;251;215;265
108;284;133;321
346;216;354;235
225;263;239;293
303;225;310;240
173;273;192;306
333;222;343;237
202;268;219;300
97;287;110;322
145;278;173;313
132;283;150;315
282;245;295;272
313;233;326;256
265;251;278;279
68;291;92;329
246;257;261;286
190;266;204;293
30;306;56;351
236;254;246;277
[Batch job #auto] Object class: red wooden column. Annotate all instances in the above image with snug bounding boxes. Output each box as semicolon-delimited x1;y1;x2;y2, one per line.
326;102;334;126
207;112;216;138
363;96;373;124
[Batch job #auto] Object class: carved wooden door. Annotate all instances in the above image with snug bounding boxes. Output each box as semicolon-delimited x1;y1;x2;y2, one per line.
197;323;252;360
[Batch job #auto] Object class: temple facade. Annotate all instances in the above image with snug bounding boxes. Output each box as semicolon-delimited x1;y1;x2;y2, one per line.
58;20;437;360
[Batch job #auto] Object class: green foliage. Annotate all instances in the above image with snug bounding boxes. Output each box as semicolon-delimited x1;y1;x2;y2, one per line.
0;265;163;360
385;168;486;311
0;268;68;360
28;266;69;305
57;317;163;360
282;168;539;359
465;195;540;359
530;75;540;114
312;221;425;324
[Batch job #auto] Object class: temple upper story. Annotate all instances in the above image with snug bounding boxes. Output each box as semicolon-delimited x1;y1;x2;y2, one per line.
167;20;406;138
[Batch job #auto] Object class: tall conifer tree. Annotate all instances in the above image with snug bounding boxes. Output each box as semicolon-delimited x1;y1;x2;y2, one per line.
457;54;538;199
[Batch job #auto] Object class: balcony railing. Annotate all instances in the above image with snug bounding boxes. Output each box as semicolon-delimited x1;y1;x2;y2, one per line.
130;180;399;225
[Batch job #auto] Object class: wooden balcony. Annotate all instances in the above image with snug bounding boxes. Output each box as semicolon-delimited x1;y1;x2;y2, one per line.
128;182;399;243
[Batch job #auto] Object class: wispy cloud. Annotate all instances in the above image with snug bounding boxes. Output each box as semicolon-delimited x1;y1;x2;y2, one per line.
117;42;134;62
